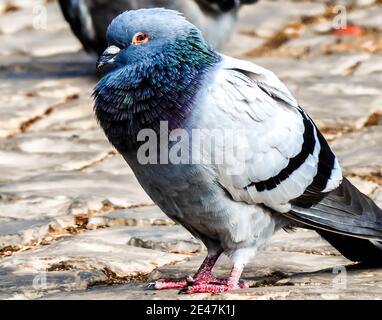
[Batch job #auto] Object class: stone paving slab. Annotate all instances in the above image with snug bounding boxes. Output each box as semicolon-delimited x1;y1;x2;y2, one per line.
0;52;94;78
295;76;382;130
27;96;97;133
39;247;355;300
2;0;49;11
5;29;81;58
237;1;326;38
0;218;50;248
0;228;188;299
223;32;266;57
348;5;382;30
81;225;203;254
252;53;371;79
0;170;153;250
1;228;356;300
262;229;339;256
0;2;66;35
40;272;382;300
39;282;382;300
87;206;175;229
354;54;382;76
331;125;382;176
0;131;112;181
277;33;339;58
83;155;134;176
0;171;152;208
0;269;107;300
0;0;382;300
0;77;85;138
0;231;188;277
250;56;382;130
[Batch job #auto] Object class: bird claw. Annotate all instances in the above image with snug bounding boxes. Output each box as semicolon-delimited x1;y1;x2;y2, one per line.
146;278;189;290
181;283;231;294
146;269;248;293
145;281;159;290
179;281;248;294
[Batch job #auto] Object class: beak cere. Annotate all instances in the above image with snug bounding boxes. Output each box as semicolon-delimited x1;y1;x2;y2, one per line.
96;45;121;71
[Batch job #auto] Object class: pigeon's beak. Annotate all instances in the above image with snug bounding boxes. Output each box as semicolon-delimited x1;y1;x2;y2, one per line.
96;45;121;74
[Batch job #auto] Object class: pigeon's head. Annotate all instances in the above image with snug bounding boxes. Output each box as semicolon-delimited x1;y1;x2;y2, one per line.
96;8;209;73
94;9;220;147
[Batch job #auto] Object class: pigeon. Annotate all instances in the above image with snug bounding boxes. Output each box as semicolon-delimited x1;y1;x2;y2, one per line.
93;9;382;293
58;0;258;55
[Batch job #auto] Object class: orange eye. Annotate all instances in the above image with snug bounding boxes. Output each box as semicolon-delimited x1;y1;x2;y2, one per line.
132;32;149;45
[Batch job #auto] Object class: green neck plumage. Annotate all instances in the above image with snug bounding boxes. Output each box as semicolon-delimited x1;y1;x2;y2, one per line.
94;31;221;151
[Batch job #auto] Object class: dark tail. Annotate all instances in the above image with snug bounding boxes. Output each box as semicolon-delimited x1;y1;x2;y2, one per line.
317;229;382;265
287;177;382;265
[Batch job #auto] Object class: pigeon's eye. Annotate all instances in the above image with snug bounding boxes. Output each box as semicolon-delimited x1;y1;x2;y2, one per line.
132;32;149;45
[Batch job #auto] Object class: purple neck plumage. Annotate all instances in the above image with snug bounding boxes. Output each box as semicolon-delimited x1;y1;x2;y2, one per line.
93;35;221;152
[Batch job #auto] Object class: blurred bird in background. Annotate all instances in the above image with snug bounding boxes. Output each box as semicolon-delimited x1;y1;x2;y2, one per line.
58;0;258;55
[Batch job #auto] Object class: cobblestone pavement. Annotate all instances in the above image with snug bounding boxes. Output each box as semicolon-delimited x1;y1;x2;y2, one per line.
1;0;382;300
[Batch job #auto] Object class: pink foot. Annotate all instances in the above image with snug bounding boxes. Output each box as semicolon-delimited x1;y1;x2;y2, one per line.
146;253;247;293
146;276;242;290
148;253;222;290
198;277;247;287
147;278;190;290
184;265;247;294
184;281;248;294
196;277;227;285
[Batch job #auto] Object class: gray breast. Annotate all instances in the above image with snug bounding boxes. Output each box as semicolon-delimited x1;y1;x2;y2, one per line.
124;153;278;253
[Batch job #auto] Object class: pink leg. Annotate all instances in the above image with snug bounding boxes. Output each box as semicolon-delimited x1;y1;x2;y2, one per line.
148;252;222;290
185;264;247;294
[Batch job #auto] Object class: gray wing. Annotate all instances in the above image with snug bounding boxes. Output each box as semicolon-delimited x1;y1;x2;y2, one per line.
214;56;382;248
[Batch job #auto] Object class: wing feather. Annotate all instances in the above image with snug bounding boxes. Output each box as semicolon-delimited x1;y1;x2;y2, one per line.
208;56;382;242
207;57;320;212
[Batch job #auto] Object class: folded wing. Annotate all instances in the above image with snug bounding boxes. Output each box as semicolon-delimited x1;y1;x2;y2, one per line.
213;56;382;261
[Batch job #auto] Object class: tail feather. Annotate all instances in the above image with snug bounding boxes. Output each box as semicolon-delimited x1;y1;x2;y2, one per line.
287;178;382;264
289;178;382;240
317;229;382;265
